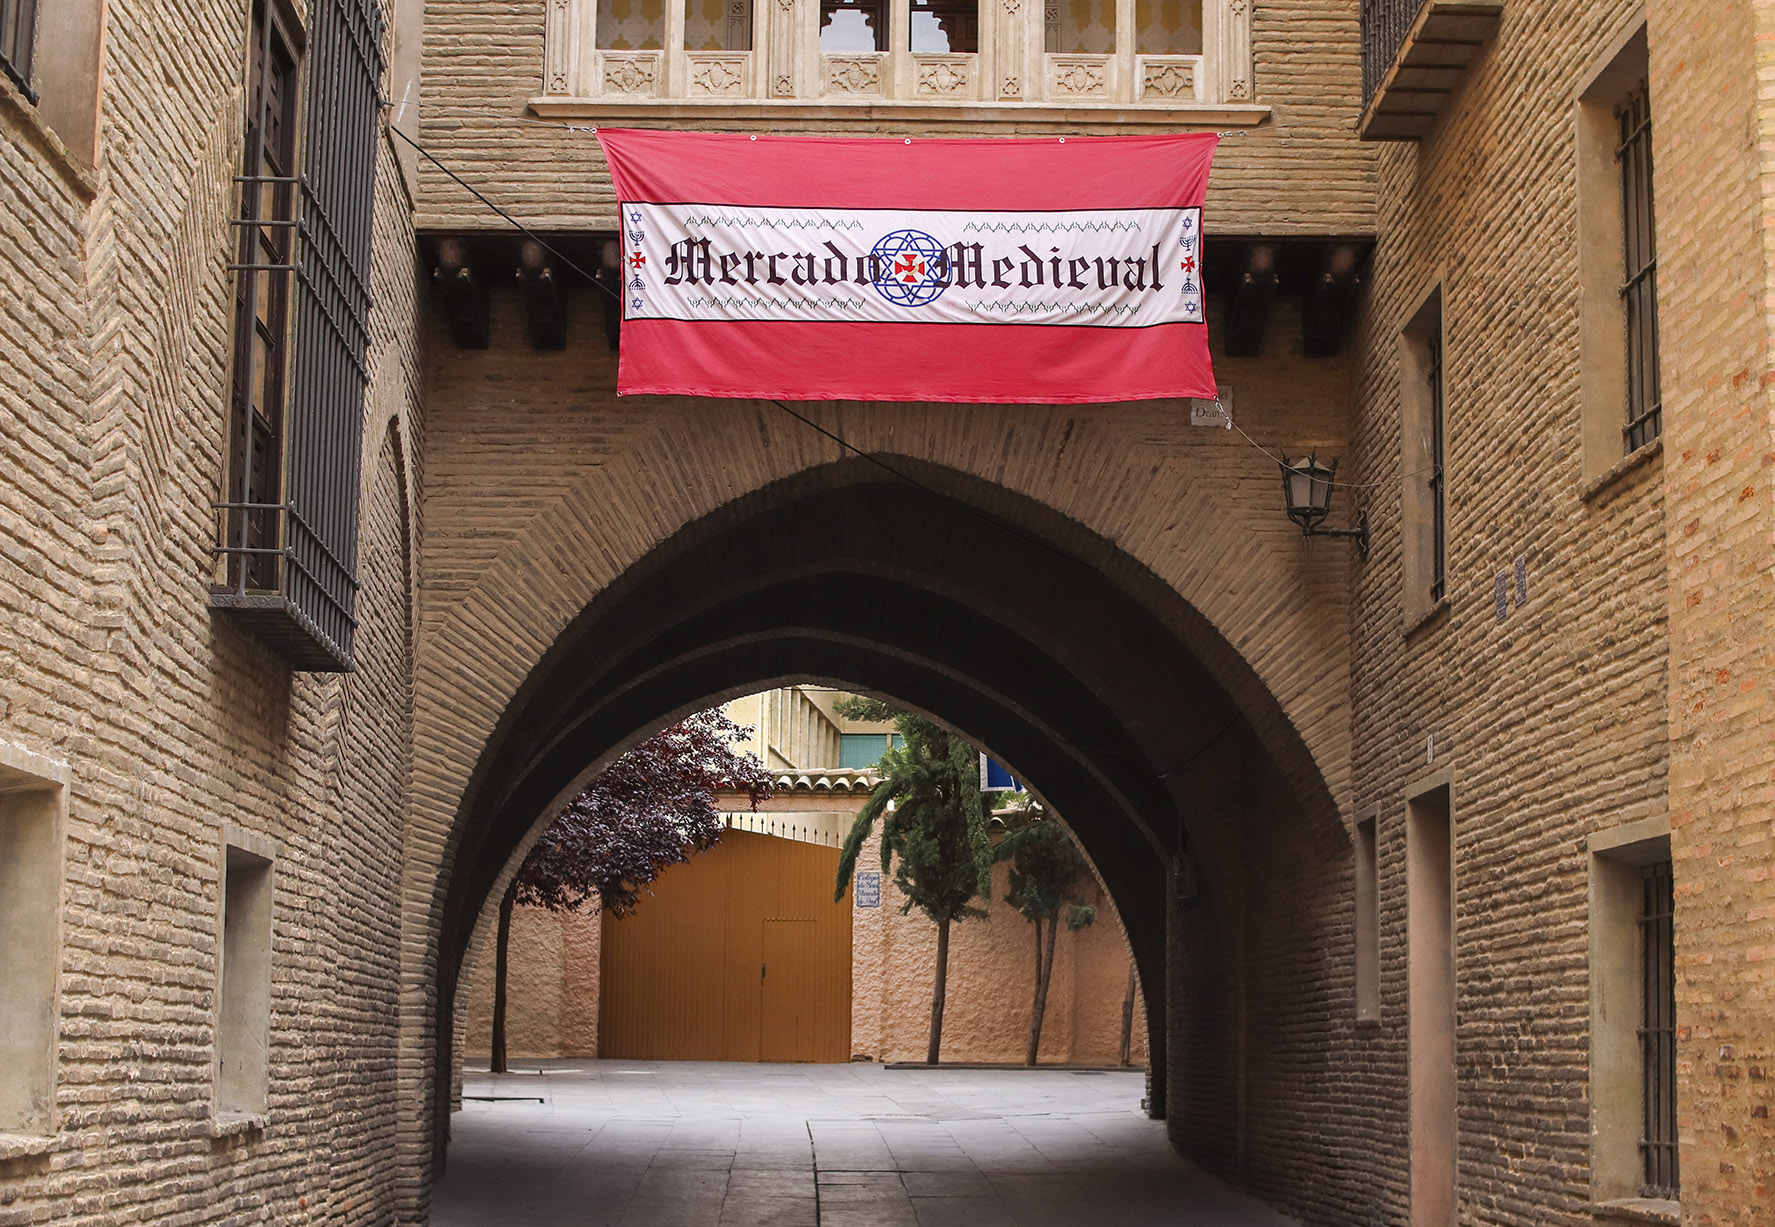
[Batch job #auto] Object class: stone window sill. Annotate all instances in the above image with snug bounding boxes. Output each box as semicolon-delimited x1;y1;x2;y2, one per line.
0;1132;62;1161
208;1111;269;1138
1594;1196;1680;1226
1403;595;1450;640
529;96;1272;129
1581;436;1662;504
0;74;98;201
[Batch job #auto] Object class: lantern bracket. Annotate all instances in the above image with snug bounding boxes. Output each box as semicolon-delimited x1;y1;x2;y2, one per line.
1280;454;1370;559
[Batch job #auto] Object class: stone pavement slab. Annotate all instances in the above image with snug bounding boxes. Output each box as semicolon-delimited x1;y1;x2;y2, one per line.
432;1061;1301;1227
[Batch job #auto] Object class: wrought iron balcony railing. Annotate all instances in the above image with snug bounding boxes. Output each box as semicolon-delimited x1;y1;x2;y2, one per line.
1361;0;1417;105
1360;0;1501;141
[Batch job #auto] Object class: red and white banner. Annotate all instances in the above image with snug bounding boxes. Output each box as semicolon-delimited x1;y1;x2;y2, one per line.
597;129;1219;404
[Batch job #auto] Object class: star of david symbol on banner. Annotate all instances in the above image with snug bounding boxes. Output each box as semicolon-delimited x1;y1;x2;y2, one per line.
869;229;950;308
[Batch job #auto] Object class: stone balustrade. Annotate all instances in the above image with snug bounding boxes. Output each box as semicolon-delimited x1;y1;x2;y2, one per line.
533;0;1255;117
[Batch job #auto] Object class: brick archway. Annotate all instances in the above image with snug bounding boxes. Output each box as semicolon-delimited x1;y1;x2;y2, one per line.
406;444;1362;1220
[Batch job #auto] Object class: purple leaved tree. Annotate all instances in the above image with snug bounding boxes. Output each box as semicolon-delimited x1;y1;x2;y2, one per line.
489;708;774;1073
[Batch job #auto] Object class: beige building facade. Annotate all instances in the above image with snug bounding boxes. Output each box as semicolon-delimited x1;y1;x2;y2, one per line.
1;1;1772;1226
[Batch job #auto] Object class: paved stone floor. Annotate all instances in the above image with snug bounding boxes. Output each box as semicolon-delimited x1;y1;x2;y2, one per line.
432;1061;1301;1226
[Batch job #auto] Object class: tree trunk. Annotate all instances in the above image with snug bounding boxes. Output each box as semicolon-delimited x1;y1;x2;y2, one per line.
927;916;950;1065
1027;914;1058;1065
490;881;517;1075
1025;919;1045;1066
1119;960;1137;1067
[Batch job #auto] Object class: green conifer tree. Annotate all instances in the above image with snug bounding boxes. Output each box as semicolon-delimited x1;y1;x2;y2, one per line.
833;697;993;1065
995;798;1097;1065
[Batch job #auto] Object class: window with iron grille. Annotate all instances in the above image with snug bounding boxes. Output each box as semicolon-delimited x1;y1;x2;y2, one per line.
1425;330;1446;603
1618;80;1661;453
214;0;383;672
224;0;301;597
0;0;37;101
1639;859;1678;1199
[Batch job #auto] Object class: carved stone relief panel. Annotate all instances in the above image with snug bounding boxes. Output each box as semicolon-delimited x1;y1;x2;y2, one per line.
913;54;974;97
1138;55;1197;101
687;52;751;95
824;53;885;94
602;51;664;95
1046;54;1107;97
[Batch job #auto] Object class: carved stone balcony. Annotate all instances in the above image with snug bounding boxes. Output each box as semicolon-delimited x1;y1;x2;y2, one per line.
1360;0;1502;141
532;0;1267;125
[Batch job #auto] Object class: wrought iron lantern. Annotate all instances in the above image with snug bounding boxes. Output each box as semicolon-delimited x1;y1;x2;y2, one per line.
1279;453;1369;556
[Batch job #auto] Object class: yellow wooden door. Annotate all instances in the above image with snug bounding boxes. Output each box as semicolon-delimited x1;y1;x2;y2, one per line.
600;829;852;1062
760;919;818;1062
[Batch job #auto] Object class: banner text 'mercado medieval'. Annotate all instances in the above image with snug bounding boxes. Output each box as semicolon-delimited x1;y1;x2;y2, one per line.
597;129;1220;404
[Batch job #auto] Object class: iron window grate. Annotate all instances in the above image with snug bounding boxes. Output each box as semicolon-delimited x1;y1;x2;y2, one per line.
1618;80;1662;453
212;0;383;672
0;0;37;102
1426;330;1446;603
1638;859;1678;1200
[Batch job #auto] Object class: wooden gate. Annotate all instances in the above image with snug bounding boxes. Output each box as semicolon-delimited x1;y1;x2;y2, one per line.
599;829;853;1062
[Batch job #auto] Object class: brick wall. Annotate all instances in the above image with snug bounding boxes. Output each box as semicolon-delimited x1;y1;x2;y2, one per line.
1342;1;1679;1222
0;0;423;1222
1651;1;1775;1221
2;0;1770;1223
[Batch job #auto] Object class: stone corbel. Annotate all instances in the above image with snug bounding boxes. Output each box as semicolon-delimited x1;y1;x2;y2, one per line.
433;239;490;350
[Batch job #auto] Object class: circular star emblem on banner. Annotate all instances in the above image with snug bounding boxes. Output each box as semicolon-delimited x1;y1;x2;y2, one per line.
870;229;950;308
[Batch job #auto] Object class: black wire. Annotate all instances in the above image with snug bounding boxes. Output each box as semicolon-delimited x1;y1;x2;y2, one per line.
1154;715;1238;779
389;123;1104;575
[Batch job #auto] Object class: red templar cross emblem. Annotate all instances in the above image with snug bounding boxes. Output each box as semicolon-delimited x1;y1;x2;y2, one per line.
1180;256;1196;274
629;251;646;269
896;254;925;283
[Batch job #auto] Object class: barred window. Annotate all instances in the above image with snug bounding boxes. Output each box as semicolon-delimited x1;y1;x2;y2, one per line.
224;0;302;596
1639;859;1678;1199
213;0;383;672
0;0;37;101
1426;330;1446;603
1618;80;1661;452
1402;287;1446;622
